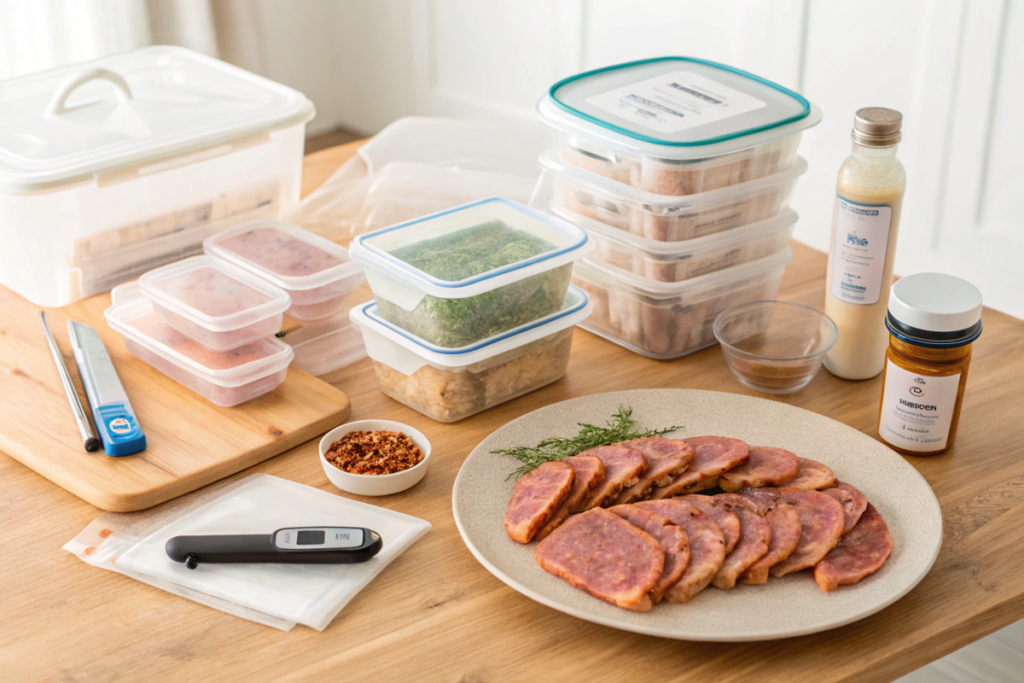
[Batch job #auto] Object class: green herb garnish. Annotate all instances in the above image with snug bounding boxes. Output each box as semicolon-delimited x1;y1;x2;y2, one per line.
494;407;682;479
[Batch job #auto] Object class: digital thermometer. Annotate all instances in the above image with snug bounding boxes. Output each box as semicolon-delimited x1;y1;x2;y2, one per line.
68;321;146;456
165;527;383;569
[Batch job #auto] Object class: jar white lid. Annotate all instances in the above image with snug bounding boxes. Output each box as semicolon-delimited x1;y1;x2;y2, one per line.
888;273;983;333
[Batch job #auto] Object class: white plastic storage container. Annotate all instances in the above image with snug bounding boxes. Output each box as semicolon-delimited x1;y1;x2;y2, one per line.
534;150;806;242
349;197;592;348
537;57;820;195
572;247;793;359
280;311;367;377
139;255;290;351
563;207;797;283
204;220;365;321
350;285;592;422
0;46;314;307
105;288;293;407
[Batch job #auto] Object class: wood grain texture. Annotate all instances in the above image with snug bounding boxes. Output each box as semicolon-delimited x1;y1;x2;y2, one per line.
0;260;351;512
3;141;1024;682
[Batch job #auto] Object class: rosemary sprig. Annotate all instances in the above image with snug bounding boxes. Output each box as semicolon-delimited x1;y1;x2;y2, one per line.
494;406;682;479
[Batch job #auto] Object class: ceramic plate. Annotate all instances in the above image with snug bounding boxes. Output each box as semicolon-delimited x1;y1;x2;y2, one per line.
452;389;942;641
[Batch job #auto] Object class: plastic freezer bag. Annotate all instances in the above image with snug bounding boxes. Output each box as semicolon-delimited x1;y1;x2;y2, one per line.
65;474;431;631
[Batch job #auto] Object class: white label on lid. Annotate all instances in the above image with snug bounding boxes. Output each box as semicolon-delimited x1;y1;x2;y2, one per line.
585;71;767;134
829;197;892;305
879;361;961;452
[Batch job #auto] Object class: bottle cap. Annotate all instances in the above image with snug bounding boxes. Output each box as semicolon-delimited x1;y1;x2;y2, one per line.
852;107;902;147
886;273;983;348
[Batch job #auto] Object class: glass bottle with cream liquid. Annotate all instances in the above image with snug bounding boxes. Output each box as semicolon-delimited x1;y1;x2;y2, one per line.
824;107;906;380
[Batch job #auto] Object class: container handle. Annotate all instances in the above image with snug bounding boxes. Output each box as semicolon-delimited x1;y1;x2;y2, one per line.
46;68;133;117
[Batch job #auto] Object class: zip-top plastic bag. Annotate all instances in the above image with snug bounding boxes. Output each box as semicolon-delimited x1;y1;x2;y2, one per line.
65;474;431;631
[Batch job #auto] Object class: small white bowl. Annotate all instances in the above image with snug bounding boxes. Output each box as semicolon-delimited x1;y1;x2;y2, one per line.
319;419;431;496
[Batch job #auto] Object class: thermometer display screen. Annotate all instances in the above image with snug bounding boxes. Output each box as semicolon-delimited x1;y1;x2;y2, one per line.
297;530;325;545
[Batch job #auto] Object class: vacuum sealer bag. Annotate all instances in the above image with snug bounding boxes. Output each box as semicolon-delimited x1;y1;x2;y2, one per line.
64;474;431;631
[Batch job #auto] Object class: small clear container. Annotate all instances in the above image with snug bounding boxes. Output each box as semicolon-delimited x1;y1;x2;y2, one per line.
533;151;806;242
139;255;290;351
105;287;294;407
571;247;793;358
204;220;365;321
714;301;838;394
349;197;592;348
538;57;821;195
280;311;367;377
349;285;593;422
556;206;796;283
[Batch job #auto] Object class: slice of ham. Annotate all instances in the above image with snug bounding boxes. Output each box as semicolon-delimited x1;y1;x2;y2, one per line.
814;503;894;591
613;437;694;504
504;461;575;544
534;507;664;612
769;489;846;576
675;475;720;495
739;501;802;585
718;446;800;492
611;504;690;603
578;445;648;510
712;494;772;589
778;458;837;490
534;455;606;541
649;436;749;499
636;499;726;603
679;495;741;554
821;481;869;536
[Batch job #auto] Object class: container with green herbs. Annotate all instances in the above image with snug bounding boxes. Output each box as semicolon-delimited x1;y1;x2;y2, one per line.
349;198;592;348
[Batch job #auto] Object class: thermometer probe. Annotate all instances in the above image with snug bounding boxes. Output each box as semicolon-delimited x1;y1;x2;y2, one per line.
166;527;383;569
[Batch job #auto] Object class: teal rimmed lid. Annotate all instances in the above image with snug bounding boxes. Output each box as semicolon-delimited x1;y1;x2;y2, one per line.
539;57;820;159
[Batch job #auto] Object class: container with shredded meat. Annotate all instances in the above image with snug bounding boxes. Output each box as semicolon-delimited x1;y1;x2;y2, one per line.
324;430;424;475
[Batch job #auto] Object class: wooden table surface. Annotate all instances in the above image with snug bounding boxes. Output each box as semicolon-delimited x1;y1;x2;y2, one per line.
4;141;1024;683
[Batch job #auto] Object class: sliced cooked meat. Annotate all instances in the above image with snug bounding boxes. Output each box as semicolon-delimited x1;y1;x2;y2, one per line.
675;475;720;495
578;445;648;510
712;494;772;589
739;502;801;585
719;446;800;491
769;489;846;577
504;461;575;544
534;507;664;612
635;499;726;603
821;481;869;536
610;504;690;603
738;486;781;515
534;455;606;541
613;437;694;504
679;495;741;554
779;458;837;490
815;503;894;591
649;436;749;499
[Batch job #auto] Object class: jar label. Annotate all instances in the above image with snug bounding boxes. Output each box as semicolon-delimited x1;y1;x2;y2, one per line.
585;71;767;135
879;361;961;452
830;198;892;305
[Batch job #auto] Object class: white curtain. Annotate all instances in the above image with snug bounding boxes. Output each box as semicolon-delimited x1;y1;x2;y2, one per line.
0;0;265;80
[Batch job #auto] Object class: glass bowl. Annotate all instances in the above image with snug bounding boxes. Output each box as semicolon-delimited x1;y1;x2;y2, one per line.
713;301;838;394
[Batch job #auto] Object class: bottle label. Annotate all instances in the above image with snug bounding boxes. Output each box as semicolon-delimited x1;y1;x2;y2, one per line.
879;361;961;452
830;197;892;305
585;71;767;134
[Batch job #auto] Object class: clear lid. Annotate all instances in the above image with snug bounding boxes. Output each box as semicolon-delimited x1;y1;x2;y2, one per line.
139;255;290;333
0;46;313;191
204;220;363;292
574;246;793;301
349;197;591;299
539;57;821;161
540;149;808;209
561;206;798;262
105;293;294;387
350;285;592;368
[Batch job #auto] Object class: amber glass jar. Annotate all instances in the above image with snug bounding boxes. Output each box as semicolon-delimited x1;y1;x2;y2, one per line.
876;273;982;456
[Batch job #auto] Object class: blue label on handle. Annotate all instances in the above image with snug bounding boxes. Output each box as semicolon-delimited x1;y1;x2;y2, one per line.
94;403;146;456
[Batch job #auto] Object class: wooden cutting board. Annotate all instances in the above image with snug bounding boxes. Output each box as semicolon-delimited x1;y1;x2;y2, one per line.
0;287;351;512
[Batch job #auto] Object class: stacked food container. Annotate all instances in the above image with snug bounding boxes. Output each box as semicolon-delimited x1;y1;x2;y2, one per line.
348;197;593;422
531;57;821;358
